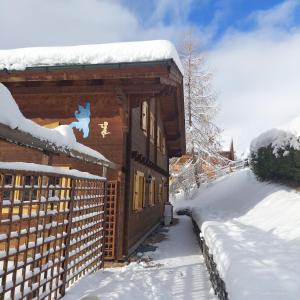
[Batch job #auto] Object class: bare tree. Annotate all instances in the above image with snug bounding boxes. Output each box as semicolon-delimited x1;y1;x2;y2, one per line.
170;30;228;193
181;30;221;157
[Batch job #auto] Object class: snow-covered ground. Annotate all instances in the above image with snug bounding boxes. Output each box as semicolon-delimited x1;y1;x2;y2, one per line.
173;169;300;300
64;216;216;300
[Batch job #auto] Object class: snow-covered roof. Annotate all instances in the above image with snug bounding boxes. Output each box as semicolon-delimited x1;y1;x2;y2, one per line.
0;40;183;74
0;162;103;180
0;83;110;164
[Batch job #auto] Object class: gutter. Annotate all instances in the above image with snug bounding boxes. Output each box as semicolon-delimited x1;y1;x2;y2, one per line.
0;59;178;74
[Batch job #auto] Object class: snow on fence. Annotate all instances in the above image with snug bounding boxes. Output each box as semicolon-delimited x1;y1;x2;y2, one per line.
0;167;106;300
170;160;245;197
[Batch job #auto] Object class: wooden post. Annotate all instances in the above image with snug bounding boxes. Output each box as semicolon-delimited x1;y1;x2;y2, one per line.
41;152;53;166
60;177;76;297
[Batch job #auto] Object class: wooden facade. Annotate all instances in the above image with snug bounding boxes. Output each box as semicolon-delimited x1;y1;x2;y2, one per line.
0;59;185;260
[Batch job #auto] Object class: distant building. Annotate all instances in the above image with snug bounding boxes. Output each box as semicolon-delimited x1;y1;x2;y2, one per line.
170;141;235;178
218;140;235;161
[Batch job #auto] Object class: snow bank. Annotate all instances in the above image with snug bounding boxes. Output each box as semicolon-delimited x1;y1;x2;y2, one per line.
173;169;300;300
250;116;300;156
0;40;183;74
0;83;109;163
0;162;103;180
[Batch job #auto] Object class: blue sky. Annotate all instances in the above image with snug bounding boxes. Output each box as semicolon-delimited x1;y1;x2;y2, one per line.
1;0;300;154
0;0;299;49
119;0;300;48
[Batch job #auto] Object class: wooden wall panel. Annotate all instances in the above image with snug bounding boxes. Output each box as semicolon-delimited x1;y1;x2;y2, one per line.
149;97;156;163
10;93;124;169
126;160;167;251
131;105;147;157
156;99;168;170
0;140;44;164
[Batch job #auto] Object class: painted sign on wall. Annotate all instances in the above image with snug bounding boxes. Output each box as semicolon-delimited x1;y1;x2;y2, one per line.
99;121;110;138
69;102;91;138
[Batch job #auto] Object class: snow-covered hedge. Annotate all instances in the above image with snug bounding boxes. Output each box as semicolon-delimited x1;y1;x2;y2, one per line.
250;118;300;182
250;145;300;182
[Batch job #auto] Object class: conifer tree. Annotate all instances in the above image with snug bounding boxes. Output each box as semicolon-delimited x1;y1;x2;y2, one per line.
171;30;229;192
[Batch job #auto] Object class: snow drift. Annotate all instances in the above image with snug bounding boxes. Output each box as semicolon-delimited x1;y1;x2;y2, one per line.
173;169;300;300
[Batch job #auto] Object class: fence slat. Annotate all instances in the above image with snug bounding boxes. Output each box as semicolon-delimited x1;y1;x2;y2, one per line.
0;168;106;300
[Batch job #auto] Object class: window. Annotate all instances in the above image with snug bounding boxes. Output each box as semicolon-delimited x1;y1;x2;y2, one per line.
149;177;155;206
133;170;145;211
150;112;155;143
158;180;163;203
162;178;167;203
141;101;149;136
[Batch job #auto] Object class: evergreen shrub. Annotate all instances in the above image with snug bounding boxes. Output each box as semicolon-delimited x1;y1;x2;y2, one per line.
250;145;300;182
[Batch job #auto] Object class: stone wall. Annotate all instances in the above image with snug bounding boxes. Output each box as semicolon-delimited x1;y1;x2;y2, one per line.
192;218;229;300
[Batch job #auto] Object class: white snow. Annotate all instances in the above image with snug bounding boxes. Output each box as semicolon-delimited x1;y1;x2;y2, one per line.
173;169;300;300
64;216;216;300
0;162;103;180
0;40;183;74
0;83;110;163
250;115;300;156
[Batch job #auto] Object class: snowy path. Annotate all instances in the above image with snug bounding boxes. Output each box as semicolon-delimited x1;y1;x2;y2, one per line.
64;215;216;300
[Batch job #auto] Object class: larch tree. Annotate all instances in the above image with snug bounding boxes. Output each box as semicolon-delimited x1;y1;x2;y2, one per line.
171;30;228;191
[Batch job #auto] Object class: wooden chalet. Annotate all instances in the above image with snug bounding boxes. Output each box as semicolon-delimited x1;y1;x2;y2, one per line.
0;41;186;261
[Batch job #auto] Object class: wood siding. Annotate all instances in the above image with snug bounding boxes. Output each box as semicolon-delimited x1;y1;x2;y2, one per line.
0;61;185;260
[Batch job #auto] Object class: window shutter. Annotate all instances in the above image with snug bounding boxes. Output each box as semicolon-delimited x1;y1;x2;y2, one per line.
133;171;146;211
157;127;161;150
133;173;139;210
149;177;155;206
141;101;148;135
139;175;145;208
158;179;163;203
150;112;155;143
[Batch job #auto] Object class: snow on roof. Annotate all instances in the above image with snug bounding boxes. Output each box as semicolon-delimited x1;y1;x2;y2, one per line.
0;40;183;74
0;162;103;180
0;83;110;163
250;116;300;156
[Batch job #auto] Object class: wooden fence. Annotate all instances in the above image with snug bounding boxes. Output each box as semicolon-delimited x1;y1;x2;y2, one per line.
0;168;106;300
104;181;118;260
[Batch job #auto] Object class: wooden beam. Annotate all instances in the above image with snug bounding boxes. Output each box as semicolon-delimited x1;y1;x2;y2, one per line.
115;87;129;133
160;76;177;87
5;83;166;96
0;63;170;82
166;133;181;141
